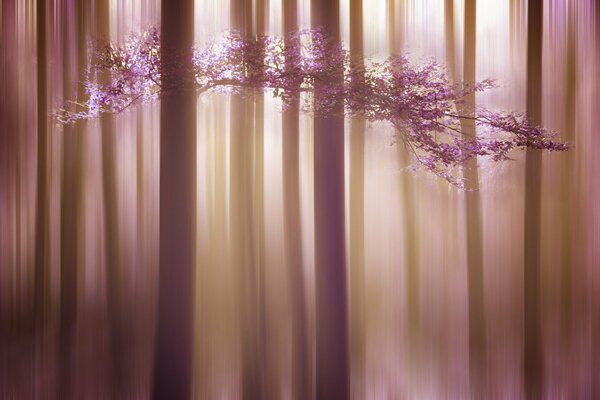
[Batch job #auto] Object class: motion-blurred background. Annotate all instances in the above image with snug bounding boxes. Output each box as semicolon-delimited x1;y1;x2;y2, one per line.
0;0;599;398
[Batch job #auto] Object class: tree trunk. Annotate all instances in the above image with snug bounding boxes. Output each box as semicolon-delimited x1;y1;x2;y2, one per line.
311;1;349;399
593;4;600;398
0;0;18;339
282;1;311;399
349;0;366;398
389;0;421;363
59;0;87;396
441;0;461;388
254;0;268;396
509;0;523;54
559;2;577;345
229;0;264;398
444;0;457;82
95;1;129;396
523;0;544;398
461;1;487;397
152;0;197;398
33;0;48;331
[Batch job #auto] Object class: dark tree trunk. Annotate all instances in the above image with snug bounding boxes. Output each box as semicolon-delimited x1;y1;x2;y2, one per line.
59;0;87;397
282;1;311;399
33;0;48;331
523;0;544;398
311;1;349;399
461;1;487;397
0;0;18;339
152;0;197;398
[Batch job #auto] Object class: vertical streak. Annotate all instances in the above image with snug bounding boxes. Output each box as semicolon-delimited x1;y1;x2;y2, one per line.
153;0;196;397
311;0;349;399
559;1;577;345
524;0;544;398
594;4;600;398
509;0;516;52
230;0;262;398
461;0;487;397
282;1;311;399
442;0;460;392
0;0;18;340
349;0;366;398
444;0;456;82
33;0;48;331
254;0;268;396
389;0;421;374
96;0;128;396
59;0;86;396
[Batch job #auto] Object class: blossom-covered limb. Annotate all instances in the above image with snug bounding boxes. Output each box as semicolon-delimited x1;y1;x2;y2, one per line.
56;27;567;186
342;55;567;185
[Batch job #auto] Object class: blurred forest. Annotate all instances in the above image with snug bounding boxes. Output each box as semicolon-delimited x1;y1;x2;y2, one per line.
0;0;599;398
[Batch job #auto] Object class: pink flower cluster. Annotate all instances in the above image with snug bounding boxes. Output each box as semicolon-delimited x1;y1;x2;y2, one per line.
57;28;161;123
343;56;568;184
56;27;567;185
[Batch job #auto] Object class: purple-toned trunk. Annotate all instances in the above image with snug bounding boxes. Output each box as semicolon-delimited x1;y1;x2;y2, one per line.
523;0;544;398
58;0;86;396
33;0;48;331
311;1;350;399
152;0;196;398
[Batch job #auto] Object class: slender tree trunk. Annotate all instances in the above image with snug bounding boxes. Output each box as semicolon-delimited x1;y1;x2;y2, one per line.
0;0;18;338
59;0;86;396
509;0;520;54
389;0;420;361
282;2;311;399
0;2;4;337
311;1;349;399
194;91;234;398
559;2;577;345
523;1;544;398
229;0;264;398
152;0;196;398
15;57;21;334
136;106;145;269
441;0;461;388
33;0;48;331
95;1;129;396
509;0;526;72
349;0;366;398
593;4;600;397
444;0;457;82
461;1;487;397
254;0;268;396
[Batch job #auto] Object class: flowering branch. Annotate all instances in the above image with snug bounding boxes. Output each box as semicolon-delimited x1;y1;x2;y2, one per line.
342;56;567;185
56;26;567;186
